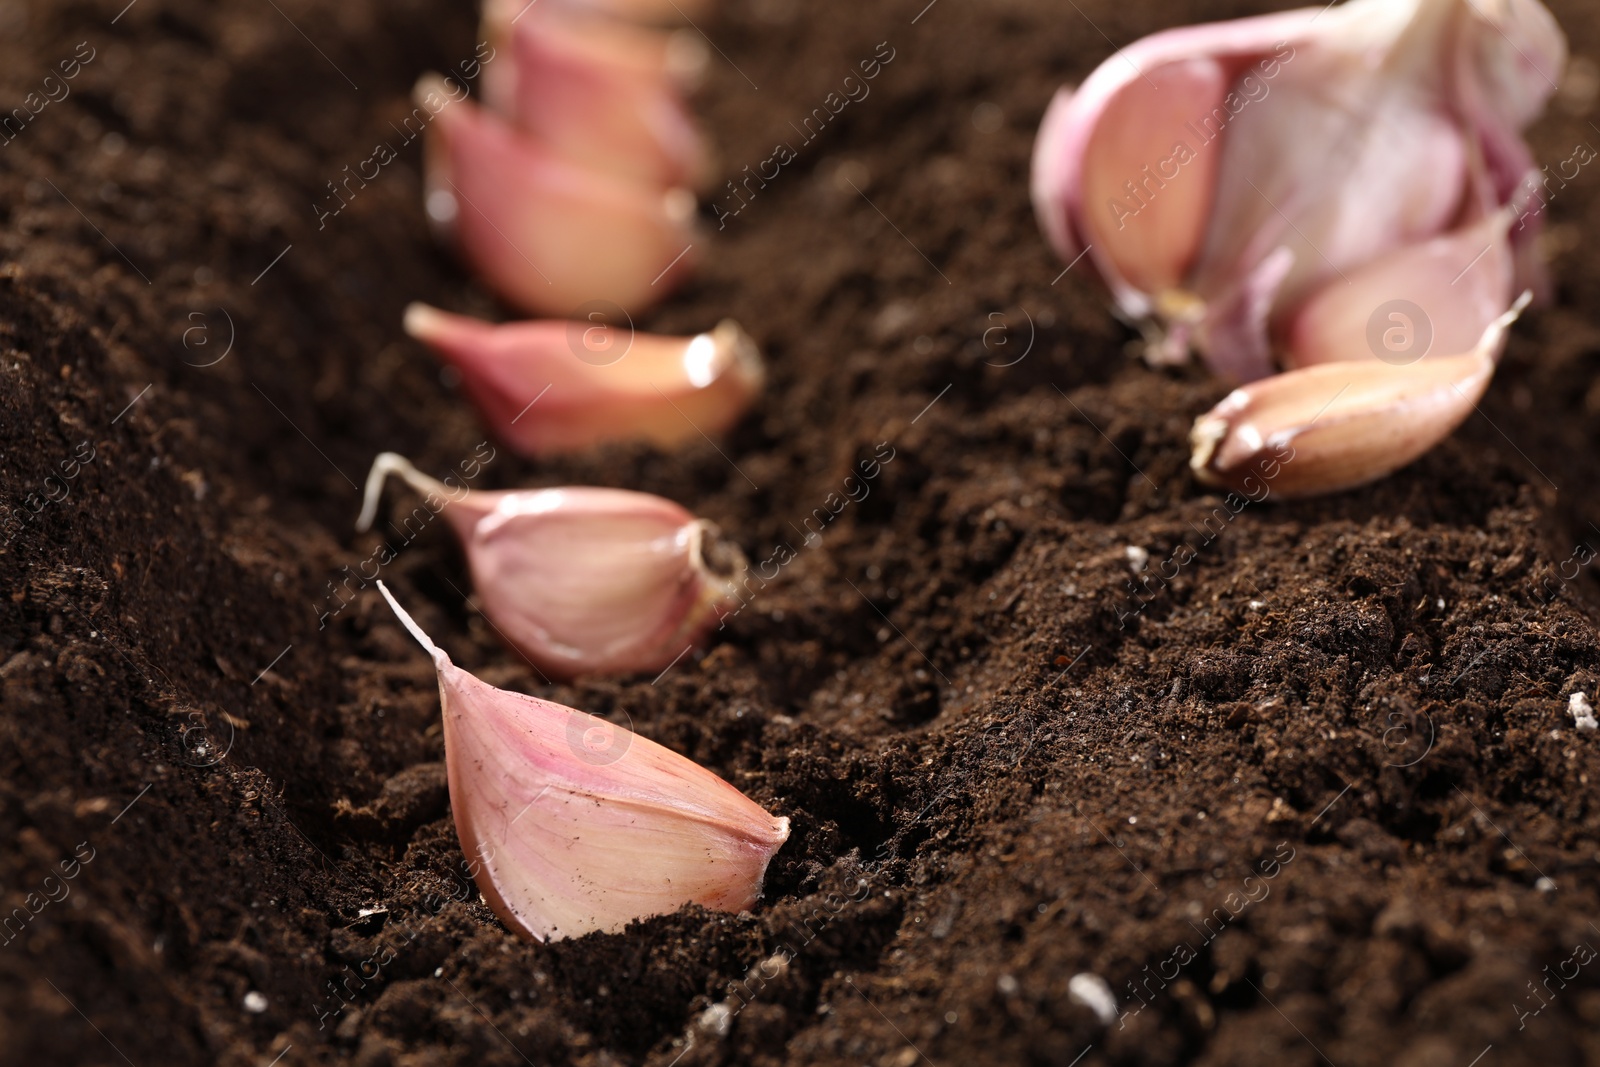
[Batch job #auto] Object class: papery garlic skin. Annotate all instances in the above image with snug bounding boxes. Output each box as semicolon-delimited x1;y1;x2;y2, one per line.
1191;294;1528;498
359;454;747;680
419;76;697;318
378;582;789;942
1031;0;1564;383
404;303;764;458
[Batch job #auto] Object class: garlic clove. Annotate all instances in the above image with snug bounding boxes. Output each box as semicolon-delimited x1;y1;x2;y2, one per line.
359;453;748;680
419;75;697;317
479;3;709;132
1073;58;1229;300
1190;293;1529;498
1284;210;1514;369
483;0;713;37
404;303;764;457
1452;0;1567;298
578;0;714;24
377;581;789;942
490;8;709;188
1030;6;1328;320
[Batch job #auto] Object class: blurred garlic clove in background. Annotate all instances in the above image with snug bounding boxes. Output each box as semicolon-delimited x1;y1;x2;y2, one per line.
404;303;763;457
482;6;709;187
482;0;714;42
419;75;697;317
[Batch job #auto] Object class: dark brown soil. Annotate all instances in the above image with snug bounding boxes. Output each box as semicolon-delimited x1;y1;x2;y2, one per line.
4;0;1600;1064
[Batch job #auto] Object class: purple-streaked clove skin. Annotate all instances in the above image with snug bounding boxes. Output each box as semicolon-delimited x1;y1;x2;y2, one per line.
404;303;764;458
418;75;697;318
1031;0;1563;495
481;4;709;188
377;581;789;942
357;453;747;680
1191;294;1529;498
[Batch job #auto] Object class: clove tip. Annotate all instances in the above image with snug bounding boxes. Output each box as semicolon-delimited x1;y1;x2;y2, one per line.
1188;413;1228;484
663;187;697;225
403;301;451;343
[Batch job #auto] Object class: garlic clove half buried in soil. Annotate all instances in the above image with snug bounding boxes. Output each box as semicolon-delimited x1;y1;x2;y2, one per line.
483;6;709;187
404;303;764;458
418;75;697;318
1031;0;1564;383
1190;292;1530;499
376;581;790;942
357;453;747;680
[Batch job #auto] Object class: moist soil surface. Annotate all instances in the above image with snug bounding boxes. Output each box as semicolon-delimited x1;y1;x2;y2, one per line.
4;0;1600;1064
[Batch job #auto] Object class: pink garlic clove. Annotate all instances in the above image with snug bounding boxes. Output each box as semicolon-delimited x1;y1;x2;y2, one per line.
418;75;697;318
478;3;709;134
1069;58;1229;301
574;0;714;24
1284;211;1514;369
483;0;713;37
1451;0;1567;299
358;454;747;680
377;581;789;942
1031;0;1564;382
1030;6;1325;323
1190;293;1529;498
403;303;764;458
489;8;709;188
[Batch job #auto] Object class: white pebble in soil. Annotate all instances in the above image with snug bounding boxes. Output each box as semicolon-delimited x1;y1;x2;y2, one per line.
1569;692;1598;732
1068;972;1118;1027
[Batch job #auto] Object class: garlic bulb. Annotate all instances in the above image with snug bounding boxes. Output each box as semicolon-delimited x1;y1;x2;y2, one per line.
358;453;746;680
404;303;764;458
378;582;789;942
1033;0;1562;379
1031;0;1564;494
